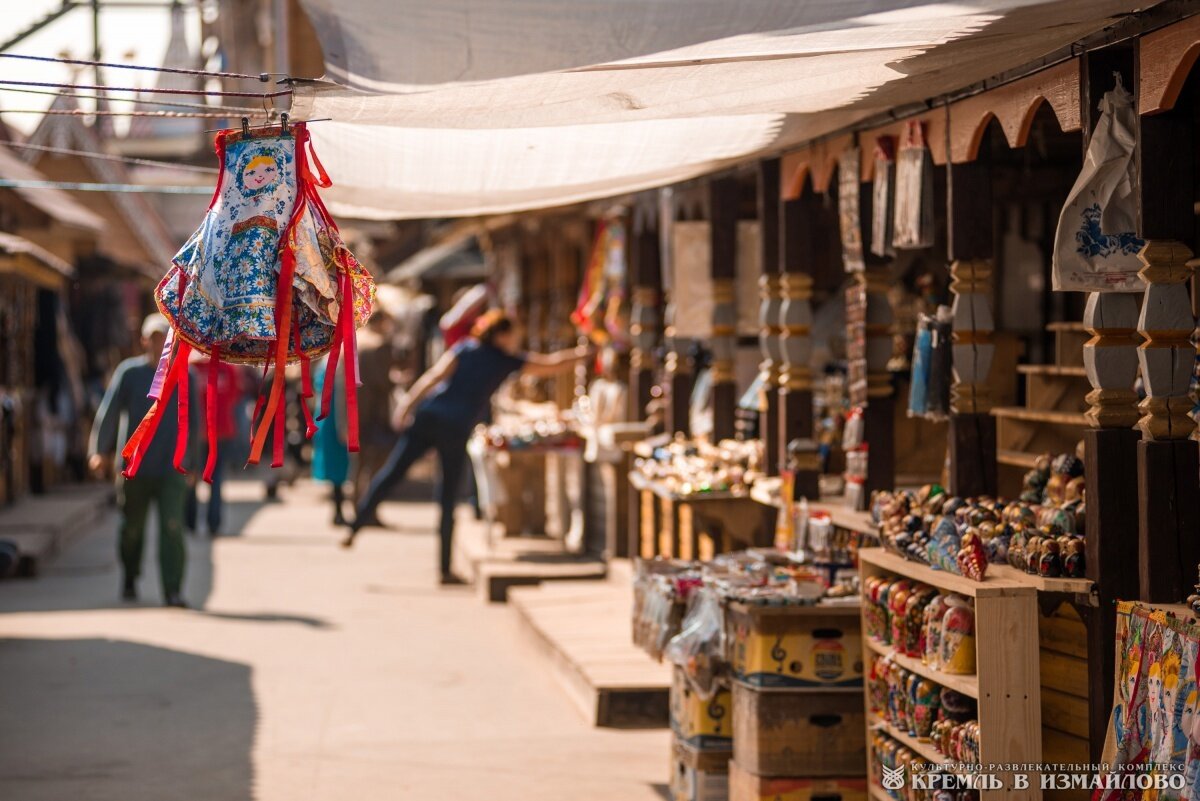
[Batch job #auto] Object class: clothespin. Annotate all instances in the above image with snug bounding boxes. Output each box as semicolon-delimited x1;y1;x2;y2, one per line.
281;113;290;135
241;116;251;136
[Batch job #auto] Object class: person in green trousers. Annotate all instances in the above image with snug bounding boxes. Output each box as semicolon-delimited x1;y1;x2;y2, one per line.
89;314;195;607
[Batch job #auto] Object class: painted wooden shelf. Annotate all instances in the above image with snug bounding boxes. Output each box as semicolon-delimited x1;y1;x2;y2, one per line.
864;637;979;699
986;563;1094;595
858;548;1033;599
990;406;1088;426
859;546;1042;801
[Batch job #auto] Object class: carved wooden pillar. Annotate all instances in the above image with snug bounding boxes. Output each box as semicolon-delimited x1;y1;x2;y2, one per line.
778;196;819;499
629;198;662;423
1133;73;1200;603
662;189;693;436
1079;47;1139;760
858;261;896;496
946;160;997;498
710;177;739;442
758;159;783;475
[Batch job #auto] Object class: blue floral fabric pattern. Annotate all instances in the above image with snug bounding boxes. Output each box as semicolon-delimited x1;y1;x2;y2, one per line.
156;128;348;363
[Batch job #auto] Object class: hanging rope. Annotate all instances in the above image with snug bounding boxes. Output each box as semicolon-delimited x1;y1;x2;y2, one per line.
0;85;271;114
0;178;213;194
4;141;219;174
0;108;272;119
0;52;278;83
0;79;290;99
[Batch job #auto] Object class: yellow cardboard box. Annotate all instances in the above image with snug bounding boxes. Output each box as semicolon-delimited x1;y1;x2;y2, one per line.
726;602;863;690
670;666;733;750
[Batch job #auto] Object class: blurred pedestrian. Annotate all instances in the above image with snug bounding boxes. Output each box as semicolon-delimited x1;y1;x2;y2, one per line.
343;310;589;585
312;355;350;525
88;314;195;607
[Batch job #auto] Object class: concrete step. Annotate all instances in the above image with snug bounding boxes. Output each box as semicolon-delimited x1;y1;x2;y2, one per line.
451;517;606;602
0;483;113;577
510;568;671;729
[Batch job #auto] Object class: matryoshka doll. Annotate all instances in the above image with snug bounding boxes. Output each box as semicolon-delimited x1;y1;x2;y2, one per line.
940;596;976;675
904;585;937;657
889;580;914;647
922;593;949;668
868;656;889;716
911;678;941;740
866;577;889;641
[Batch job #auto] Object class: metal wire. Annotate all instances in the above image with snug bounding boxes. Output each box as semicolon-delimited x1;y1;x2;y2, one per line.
0;79;291;99
4;141;218;174
0;108;272;119
0;52;273;82
0;179;212;194
0;85;271;114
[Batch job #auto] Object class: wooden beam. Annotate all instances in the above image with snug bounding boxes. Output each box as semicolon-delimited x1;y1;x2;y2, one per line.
778;194;818;499
628;196;662;423
1138;14;1200;115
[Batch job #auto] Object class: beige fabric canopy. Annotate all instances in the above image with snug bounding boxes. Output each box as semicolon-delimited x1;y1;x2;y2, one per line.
292;0;1157;219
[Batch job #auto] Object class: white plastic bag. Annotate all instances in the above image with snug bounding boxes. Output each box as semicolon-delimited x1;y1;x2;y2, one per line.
663;587;725;699
1052;76;1145;292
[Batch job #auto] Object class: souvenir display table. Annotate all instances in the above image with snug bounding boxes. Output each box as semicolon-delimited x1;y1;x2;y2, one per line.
470;403;583;543
629;436;770;561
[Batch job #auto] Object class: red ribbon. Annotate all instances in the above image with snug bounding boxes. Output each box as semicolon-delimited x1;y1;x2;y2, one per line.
203;346;221;483
172;341;191;474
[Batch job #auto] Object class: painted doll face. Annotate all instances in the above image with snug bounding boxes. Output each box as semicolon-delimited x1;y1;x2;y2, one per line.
242;155;279;191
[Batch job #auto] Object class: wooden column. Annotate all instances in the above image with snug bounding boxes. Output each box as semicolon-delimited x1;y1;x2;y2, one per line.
778;196;819;498
1134;69;1200;603
710;177;739;442
758;159;783;475
663;191;694;436
1080;46;1139;759
628;198;662;423
946;160;998;498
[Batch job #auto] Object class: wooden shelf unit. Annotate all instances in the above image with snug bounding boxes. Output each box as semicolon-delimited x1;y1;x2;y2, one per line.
859;547;1043;801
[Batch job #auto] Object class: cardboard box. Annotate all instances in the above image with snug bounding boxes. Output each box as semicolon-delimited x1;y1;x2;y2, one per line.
726;602;863;690
729;760;867;801
731;681;866;777
671;666;734;751
672;739;731;801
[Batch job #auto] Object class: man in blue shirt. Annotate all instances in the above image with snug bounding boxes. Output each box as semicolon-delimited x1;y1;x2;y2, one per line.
344;311;588;584
89;314;195;607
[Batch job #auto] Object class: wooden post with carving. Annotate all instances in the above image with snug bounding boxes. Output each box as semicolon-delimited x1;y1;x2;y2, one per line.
1134;53;1200;603
628;196;662;424
946;159;998;498
778;194;819;499
710;177;739;442
758;159;783;475
1079;47;1139;760
663;190;694;436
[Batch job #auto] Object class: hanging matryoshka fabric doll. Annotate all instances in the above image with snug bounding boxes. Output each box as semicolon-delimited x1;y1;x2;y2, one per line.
122;121;375;482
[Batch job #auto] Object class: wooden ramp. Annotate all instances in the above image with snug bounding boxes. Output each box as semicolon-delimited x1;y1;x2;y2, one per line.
451;519;606;602
0;483;113;577
510;565;671;729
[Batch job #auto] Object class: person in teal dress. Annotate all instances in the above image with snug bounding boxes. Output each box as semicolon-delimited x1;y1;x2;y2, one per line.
312;356;350;525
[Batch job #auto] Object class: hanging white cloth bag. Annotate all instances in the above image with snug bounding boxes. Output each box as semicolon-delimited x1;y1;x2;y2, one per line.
1052;76;1145;292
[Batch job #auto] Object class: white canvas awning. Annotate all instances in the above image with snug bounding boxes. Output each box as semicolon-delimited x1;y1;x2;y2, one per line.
293;0;1160;219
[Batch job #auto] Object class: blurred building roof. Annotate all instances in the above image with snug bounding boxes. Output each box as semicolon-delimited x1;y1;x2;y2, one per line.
0;143;105;232
23;94;179;275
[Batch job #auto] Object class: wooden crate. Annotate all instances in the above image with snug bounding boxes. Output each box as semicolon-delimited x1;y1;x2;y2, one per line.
732;681;866;777
858;548;1043;801
671;667;734;751
726;601;863;691
729;760;867;801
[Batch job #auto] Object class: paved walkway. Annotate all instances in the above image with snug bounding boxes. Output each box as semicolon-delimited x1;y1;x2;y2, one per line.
0;479;668;801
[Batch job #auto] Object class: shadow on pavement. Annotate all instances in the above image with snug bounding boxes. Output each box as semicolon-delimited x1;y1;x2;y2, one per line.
197;610;332;628
0;638;256;801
